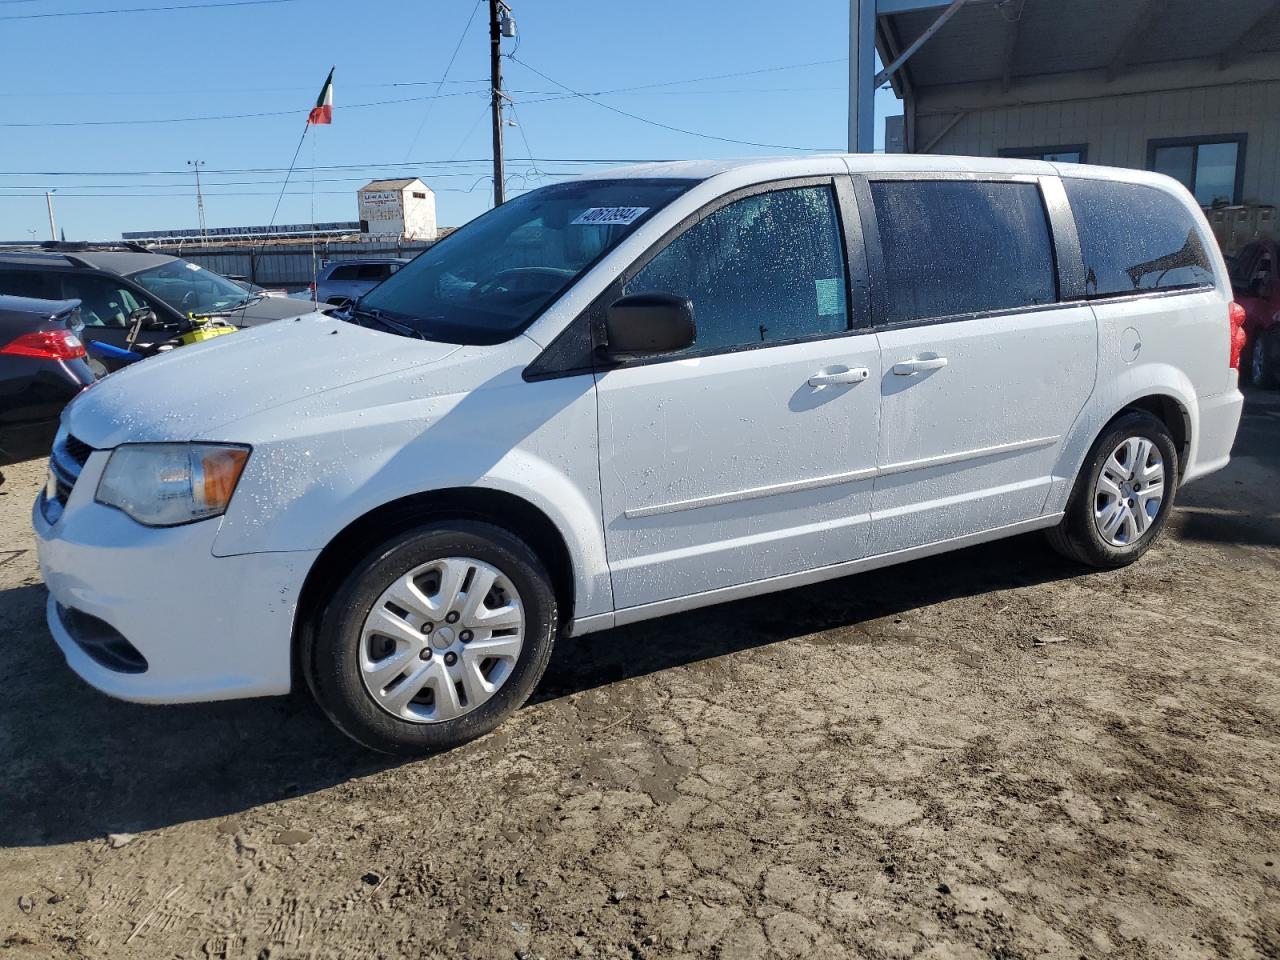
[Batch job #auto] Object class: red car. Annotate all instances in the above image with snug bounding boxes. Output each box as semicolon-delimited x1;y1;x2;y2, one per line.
1231;237;1280;388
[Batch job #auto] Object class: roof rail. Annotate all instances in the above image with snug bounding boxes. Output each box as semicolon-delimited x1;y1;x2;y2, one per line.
37;240;152;253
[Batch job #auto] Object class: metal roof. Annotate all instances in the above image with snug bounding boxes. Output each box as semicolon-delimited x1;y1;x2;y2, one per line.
360;178;428;191
880;0;1280;91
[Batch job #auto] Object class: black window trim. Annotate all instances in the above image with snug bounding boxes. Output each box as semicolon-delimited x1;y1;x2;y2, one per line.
524;174;871;381
1146;133;1248;206
1061;175;1219;302
854;171;1075;332
998;143;1089;163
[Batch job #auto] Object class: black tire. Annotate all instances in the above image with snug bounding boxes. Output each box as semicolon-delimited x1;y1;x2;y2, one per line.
1046;410;1178;569
305;520;557;755
1250;328;1280;390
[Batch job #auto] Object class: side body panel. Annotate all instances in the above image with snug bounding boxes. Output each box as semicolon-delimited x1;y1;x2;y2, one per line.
871;306;1097;553
596;334;882;608
208;337;616;621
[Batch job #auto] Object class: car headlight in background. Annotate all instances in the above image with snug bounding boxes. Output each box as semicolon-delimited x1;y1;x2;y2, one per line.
96;443;250;527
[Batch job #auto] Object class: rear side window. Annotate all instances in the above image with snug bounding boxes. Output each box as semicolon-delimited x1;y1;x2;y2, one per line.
328;264;360;281
0;269;58;299
1063;178;1214;298
357;263;391;281
869;180;1056;324
623;185;850;355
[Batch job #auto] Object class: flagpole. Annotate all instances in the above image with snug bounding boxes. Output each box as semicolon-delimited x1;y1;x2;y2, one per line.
267;120;310;230
310;129;319;307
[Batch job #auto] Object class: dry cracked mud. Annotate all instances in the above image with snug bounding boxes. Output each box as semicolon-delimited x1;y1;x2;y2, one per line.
1;391;1277;959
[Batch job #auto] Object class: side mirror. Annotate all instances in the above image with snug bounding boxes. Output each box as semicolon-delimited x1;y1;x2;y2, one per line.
601;293;695;362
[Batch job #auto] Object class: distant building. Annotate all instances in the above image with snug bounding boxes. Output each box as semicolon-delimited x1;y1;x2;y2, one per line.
358;178;437;241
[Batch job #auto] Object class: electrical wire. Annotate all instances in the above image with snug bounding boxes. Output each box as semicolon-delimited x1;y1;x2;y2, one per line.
403;0;483;161
508;57;838;152
0;0;297;20
0;87;486;128
0;159;663;177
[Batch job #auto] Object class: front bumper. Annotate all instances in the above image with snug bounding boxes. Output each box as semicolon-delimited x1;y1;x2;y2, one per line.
33;449;318;704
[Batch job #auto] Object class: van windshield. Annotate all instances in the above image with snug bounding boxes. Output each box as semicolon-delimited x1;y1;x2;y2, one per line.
357;178;694;344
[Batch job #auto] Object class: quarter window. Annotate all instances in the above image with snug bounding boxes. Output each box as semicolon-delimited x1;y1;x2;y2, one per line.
623;185;850;354
869;180;1056;324
1063;178;1215;298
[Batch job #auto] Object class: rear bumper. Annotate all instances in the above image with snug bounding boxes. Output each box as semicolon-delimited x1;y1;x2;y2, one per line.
33;458;318;703
1185;388;1244;483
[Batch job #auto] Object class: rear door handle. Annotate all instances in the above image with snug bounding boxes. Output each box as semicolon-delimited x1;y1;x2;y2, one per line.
892;354;949;376
808;366;870;387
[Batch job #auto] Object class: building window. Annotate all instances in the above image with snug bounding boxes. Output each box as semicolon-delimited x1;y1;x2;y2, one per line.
998;144;1088;164
412;191;427;199
1147;134;1246;207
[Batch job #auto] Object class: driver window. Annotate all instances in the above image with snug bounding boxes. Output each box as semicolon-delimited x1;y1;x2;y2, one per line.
622;185;850;355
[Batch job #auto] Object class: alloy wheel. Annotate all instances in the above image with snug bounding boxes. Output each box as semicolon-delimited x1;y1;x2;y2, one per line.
1093;436;1165;547
358;557;524;723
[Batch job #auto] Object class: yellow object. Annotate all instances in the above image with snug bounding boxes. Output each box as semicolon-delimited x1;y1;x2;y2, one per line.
179;318;237;346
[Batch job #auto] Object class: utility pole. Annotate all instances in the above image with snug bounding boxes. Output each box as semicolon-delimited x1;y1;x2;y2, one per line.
188;160;207;240
488;0;506;207
45;190;57;241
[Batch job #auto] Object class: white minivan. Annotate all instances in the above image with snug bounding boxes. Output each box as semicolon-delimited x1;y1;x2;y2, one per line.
34;155;1245;753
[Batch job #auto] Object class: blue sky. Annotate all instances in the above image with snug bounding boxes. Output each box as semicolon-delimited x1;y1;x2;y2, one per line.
0;0;901;240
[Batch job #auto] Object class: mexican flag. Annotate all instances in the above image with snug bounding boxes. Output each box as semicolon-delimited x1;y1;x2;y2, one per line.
308;67;334;125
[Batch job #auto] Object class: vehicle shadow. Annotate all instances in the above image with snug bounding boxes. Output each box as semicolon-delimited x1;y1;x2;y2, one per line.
533;532;1079;705
0;533;1079;848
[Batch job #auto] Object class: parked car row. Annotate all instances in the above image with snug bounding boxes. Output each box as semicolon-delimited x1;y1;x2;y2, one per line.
0;244;417;472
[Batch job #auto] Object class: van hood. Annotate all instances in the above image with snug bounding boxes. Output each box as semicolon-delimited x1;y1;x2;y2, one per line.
64;313;461;449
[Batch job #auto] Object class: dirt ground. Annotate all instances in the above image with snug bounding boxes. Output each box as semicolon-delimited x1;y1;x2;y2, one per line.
0;392;1277;960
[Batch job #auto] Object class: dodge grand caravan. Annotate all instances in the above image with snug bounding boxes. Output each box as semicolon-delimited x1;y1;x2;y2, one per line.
33;156;1245;754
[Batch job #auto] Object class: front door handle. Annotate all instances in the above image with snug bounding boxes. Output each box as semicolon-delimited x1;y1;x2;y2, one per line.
808;366;870;387
892;354;949;376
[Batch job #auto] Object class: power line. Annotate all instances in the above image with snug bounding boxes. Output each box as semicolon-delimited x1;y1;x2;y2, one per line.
0;158;668;178
0;0;297;20
0;87;486;128
508;57;838;152
403;0;484;161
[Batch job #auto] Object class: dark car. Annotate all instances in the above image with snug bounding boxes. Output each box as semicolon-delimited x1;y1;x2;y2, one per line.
0;245;329;369
1230;236;1280;388
0;295;96;466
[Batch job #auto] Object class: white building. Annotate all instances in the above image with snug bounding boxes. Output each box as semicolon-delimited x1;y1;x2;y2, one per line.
876;0;1280;252
357;178;438;241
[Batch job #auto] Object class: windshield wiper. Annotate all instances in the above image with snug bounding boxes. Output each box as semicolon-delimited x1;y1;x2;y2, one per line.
348;302;427;340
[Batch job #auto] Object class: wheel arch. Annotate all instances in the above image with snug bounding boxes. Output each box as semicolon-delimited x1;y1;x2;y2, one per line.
1118;393;1191;478
292;487;578;688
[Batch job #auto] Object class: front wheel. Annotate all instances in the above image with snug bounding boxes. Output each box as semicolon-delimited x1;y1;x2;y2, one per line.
306;520;558;755
1047;411;1178;569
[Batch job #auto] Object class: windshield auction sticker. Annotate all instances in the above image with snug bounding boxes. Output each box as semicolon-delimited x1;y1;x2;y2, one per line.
571;206;650;226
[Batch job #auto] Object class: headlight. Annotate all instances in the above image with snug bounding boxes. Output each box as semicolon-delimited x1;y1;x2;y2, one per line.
96;443;250;527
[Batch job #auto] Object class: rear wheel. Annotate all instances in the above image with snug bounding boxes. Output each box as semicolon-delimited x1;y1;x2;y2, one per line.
1250;328;1280;389
306;520;557;755
1047;410;1178;568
